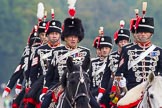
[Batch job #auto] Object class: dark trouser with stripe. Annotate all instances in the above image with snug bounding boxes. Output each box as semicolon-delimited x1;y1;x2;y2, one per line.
41;91;53;108
89;93;100;108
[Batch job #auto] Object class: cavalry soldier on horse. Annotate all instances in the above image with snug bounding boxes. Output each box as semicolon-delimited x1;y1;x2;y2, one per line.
116;2;162;107
24;8;62;107
89;27;112;98
97;20;130;108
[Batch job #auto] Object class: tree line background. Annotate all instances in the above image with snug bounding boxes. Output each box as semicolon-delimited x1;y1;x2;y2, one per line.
0;0;162;86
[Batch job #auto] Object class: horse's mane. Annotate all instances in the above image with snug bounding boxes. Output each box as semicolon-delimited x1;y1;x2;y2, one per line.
61;64;82;88
117;81;148;106
151;76;162;87
148;76;162;97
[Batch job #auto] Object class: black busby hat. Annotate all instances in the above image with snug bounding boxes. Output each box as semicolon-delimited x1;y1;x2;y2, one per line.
28;25;41;47
135;2;154;34
135;17;154;33
61;17;84;42
38;21;48;34
45;9;62;36
45;20;62;35
99;36;113;49
114;20;130;44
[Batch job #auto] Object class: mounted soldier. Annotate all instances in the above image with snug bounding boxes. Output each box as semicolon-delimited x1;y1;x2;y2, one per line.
116;2;162;107
41;0;100;108
89;27;112;98
24;8;62;107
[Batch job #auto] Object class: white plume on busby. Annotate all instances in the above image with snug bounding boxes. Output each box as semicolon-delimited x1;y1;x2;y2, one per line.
134;9;139;18
68;0;77;8
99;26;104;36
37;2;44;22
142;2;147;17
61;0;84;42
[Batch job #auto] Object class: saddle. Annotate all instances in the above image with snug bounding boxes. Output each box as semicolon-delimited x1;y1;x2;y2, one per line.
117;82;147;108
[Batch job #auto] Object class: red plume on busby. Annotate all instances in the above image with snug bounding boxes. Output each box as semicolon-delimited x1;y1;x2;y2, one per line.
51;9;55;20
61;0;84;42
135;2;154;34
129;9;140;33
130;18;136;33
114;30;118;42
28;25;41;47
45;8;62;36
68;0;77;17
114;20;130;44
92;27;104;48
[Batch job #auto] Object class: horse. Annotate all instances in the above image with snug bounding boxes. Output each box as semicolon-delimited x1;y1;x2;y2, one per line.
56;57;91;108
137;72;162;108
117;72;162;108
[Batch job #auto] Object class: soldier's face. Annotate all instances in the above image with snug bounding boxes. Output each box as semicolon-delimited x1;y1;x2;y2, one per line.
137;32;152;43
39;32;48;44
48;32;60;43
100;47;111;57
118;39;129;48
132;33;139;42
96;48;101;57
65;35;79;49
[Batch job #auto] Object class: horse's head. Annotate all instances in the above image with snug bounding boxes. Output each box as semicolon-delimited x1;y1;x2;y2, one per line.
146;72;162;108
139;72;162;108
63;57;91;108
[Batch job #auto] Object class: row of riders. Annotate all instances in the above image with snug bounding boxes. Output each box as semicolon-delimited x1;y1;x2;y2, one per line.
2;1;162;108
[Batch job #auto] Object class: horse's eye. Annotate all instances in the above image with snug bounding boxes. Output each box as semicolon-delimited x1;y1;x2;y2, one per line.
150;94;154;99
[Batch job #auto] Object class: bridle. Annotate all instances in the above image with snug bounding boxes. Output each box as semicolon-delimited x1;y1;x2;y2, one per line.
65;66;90;108
146;85;153;108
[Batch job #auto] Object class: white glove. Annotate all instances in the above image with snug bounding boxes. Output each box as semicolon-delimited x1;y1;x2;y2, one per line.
2;87;11;98
39;93;45;102
15;84;22;95
96;93;103;102
119;77;126;88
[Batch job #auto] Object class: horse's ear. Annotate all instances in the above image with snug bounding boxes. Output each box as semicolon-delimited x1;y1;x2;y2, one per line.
82;57;91;71
148;72;155;83
66;57;74;72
